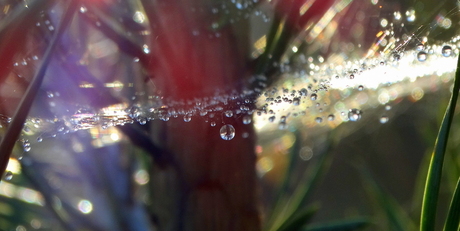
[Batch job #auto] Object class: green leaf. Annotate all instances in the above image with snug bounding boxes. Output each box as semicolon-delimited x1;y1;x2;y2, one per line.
358;164;415;231
304;217;369;231
266;135;334;231
277;204;319;231
443;176;460;231
420;52;460;231
0;0;79;178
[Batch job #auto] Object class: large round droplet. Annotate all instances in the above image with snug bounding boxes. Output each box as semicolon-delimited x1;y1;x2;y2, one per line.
348;109;362;122
442;45;452;57
417;51;427;62
220;124;235;141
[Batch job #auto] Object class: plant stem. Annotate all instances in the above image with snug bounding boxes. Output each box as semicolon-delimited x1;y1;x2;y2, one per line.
0;0;78;179
420;54;460;231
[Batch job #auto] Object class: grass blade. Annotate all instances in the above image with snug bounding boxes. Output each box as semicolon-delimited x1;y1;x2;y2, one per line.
420;53;460;231
443;177;460;231
277;204;319;231
358;165;415;231
0;0;79;178
304;217;369;231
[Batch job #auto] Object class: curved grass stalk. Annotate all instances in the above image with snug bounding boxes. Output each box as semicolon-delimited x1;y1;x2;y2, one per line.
443;176;460;231
0;0;79;179
420;54;460;231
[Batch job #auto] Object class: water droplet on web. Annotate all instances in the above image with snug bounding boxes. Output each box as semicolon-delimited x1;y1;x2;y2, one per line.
268;116;275;122
315;117;323;123
183;114;192;122
380;116;389;124
348;109;362;122
310;94;317;101
327;114;335;121
36;137;43;142
22;140;31;152
138;117;147;125
299;88;308;96
416;43;424;51
442;45;452;57
210;121;216;127
385;105;391;110
225;110;233;117
4;171;13;181
293;97;300;106
79;6;87;13
242;115;252;124
220;124;235;140
358;85;364;91
417;51;427;62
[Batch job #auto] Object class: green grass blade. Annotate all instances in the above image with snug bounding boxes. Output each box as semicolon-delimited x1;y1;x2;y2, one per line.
277;204;319;231
304;217;369;231
0;0;79;178
358;165;415;231
443;177;460;231
268;138;333;231
420;54;460;231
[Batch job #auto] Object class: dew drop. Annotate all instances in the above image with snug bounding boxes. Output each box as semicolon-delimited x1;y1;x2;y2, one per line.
268;116;275;122
224;110;233;117
348;109;362;122
293;97;300;106
278;122;287;130
210;121;216;127
183;114;192;122
442;45;452;57
23;140;31;152
79;6;87;13
4;171;13;181
138;117;147;125
220;124;235;141
380;116;389;124
242;115;252;124
327;114;335;121
385;105;391;110
315;117;323;123
417;51;427;62
36;137;43;142
358;85;364;91
299;88;308;96
416;43;424;51
310;93;317;101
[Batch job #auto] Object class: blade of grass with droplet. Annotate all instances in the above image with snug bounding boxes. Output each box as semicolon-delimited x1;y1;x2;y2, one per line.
0;0;79;178
443;176;460;231
303;217;370;231
420;54;460;231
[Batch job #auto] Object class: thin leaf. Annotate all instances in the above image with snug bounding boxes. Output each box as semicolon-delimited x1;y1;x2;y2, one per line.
420;53;460;231
267;136;334;231
304;217;369;231
0;0;79;178
277;204;319;231
358;165;416;231
443;177;460;231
